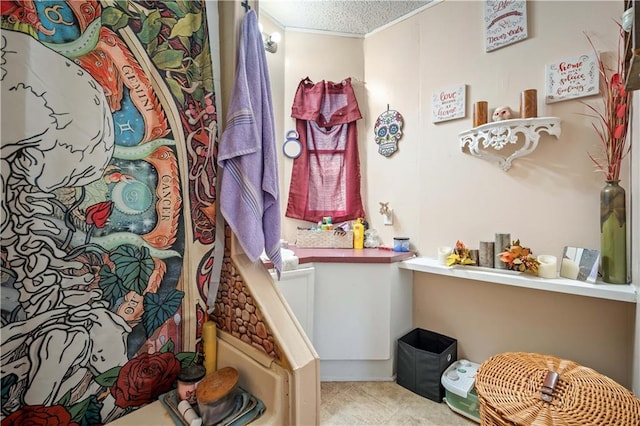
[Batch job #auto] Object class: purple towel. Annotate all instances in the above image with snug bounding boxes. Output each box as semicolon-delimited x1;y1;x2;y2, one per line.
218;10;282;275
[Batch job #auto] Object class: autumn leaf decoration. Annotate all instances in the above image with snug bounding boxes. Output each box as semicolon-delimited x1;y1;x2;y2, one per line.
499;239;540;275
446;240;476;266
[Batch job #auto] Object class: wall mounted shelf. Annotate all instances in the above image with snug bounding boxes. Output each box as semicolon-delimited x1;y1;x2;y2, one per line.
459;117;562;171
399;257;637;303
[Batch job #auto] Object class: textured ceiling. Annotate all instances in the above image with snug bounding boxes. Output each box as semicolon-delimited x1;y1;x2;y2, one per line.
259;1;433;36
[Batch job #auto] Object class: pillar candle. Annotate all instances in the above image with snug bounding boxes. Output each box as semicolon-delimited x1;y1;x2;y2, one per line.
537;255;557;279
202;321;217;375
473;101;488;127
469;249;479;266
495;233;511;269
560;258;579;280
437;246;452;265
520;89;537;118
479;241;495;268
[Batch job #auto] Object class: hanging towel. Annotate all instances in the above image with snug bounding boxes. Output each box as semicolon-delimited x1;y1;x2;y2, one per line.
218;10;282;277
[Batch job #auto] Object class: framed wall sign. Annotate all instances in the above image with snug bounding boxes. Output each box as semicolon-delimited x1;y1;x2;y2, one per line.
485;0;528;52
545;53;599;103
431;84;466;123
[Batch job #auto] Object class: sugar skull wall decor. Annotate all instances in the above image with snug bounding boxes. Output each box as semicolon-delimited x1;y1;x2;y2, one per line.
374;109;404;157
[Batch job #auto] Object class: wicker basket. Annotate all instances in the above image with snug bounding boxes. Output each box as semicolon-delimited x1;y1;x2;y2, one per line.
295;229;353;248
474;352;640;425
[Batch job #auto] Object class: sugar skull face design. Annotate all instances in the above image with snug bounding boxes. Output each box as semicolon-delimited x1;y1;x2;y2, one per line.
374;110;404;157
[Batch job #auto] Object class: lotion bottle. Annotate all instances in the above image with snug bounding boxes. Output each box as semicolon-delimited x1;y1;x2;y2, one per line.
353;218;364;249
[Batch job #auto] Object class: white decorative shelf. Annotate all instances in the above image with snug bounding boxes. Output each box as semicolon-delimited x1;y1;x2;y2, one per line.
399;257;637;303
459;117;562;171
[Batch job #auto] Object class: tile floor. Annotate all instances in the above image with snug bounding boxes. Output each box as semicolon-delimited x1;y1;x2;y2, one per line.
320;381;477;426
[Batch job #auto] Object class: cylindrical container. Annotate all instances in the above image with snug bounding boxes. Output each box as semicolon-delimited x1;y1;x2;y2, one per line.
393;237;410;252
520;89;537;118
202;321;217;375
479;241;495;268
437;246;453;265
197;367;240;426
537;255;558;279
178;400;203;426
353;218;365;249
495;233;511;269
560;258;579;280
469;249;479;266
473;101;489;127
177;365;206;404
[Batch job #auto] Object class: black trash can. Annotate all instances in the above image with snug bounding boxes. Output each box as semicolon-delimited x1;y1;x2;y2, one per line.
396;328;457;402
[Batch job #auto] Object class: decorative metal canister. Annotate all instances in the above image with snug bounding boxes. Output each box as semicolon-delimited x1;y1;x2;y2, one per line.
177;365;206;404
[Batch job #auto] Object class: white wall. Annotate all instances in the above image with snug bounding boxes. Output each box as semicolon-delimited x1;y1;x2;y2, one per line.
265;1;637;389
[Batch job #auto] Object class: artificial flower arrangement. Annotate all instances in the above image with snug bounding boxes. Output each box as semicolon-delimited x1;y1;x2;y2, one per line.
446;240;476;266
583;25;631;181
498;239;540;275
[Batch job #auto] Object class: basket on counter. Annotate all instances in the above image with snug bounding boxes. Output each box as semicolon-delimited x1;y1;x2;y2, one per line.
295;229;353;248
474;352;640;425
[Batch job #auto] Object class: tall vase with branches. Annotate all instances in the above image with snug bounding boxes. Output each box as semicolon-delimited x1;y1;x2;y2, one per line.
584;24;631;284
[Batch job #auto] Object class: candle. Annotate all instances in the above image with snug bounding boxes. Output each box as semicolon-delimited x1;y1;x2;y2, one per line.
469;249;479;266
537;255;557;279
437;246;453;265
202;321;217;375
473;101;488;127
560;258;579;280
479;241;495;268
520;89;537;118
495;233;511;269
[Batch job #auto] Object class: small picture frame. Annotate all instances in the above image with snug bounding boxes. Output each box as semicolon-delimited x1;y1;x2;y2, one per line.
431;84;466;123
545;53;599;103
560;246;600;283
485;0;528;52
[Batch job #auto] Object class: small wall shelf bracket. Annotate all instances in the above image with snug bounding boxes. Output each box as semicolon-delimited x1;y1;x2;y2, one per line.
459;117;562;171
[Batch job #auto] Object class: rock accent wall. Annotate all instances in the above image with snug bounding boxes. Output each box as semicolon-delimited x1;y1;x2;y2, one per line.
212;228;281;361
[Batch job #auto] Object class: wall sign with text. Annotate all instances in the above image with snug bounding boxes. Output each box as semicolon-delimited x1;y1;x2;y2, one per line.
545;53;599;103
485;0;528;52
431;84;466;123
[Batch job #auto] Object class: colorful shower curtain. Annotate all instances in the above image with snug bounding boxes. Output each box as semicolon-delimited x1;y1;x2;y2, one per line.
1;1;219;423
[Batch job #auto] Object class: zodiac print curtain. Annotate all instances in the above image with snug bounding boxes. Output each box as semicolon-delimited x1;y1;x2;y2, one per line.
1;1;219;423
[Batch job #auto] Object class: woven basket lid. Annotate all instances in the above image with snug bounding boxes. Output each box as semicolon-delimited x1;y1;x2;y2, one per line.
475;352;640;425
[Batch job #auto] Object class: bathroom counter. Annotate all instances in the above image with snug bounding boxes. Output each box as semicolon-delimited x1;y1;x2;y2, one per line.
272;247;414;381
289;246;415;264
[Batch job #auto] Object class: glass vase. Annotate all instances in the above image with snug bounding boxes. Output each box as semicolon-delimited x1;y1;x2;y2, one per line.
600;180;627;284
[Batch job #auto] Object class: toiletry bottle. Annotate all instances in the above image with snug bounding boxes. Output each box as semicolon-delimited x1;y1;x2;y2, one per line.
353;218;364;249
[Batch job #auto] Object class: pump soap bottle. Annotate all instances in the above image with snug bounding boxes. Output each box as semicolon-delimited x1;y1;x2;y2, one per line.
353;218;364;249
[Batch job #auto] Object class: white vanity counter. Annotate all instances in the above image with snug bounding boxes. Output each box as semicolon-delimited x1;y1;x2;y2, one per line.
274;247;415;381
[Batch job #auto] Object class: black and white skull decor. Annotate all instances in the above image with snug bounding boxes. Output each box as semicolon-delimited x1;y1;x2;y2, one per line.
374;109;404;157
